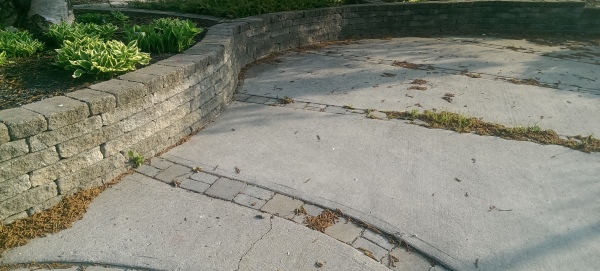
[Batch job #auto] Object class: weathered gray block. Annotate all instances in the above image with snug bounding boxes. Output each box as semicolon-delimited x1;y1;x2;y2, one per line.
204;178;246;200
233;193;266;209
135;164;161;177
57;123;122;159
23;96;89;130
180;178;211;193
0;147;59;182
155;164;192;183
157;57;197;78
0;175;31;202
2;211;28;225
353;237;388;262
66;89;117;115
0;182;57;220
136;64;184;91
30;147;104;187
28;116;103;153
190;172;219;184
363;229;396;250
241;185;274;200
0;123;9;144
388;247;434;271
0;139;28;163
101;95;154;126
56;155;124;195
26;194;63;216
89;79;147;107
119;70;164;94
0;108;47;140
324;217;364;244
150;157;174;170
261;194;303;219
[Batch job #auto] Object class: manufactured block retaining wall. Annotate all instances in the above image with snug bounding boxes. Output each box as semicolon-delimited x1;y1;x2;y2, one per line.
1;1;598;224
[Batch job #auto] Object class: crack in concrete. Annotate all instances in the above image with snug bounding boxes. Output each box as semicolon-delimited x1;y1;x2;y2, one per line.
235;215;274;271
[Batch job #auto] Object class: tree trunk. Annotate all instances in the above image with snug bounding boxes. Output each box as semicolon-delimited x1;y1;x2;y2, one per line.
28;0;74;25
0;0;73;30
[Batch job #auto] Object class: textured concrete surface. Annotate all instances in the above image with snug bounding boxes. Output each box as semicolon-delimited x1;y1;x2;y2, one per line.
0;174;390;271
162;37;600;271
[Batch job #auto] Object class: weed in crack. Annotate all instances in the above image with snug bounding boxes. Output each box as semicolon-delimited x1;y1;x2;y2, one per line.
385;110;600;152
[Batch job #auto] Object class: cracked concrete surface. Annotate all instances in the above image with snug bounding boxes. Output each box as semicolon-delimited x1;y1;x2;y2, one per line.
236;215;274;271
1;174;390;271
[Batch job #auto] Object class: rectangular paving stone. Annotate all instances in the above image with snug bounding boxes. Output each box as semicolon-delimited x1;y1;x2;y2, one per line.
190;172;219;184
180;178;211;193
154;164;192;183
241;185;274;200
352;237;389;262
324;217;364;244
324;105;350;115
150;157;174;170
261;194;303;219
233;93;251;101
362;229;396;250
0;108;47;140
245;96;271;104
205;178;246;200
233;193;266;210
388;247;434;271
285;101;308;109
23;96;89;130
303;204;324;217
135;164;161;177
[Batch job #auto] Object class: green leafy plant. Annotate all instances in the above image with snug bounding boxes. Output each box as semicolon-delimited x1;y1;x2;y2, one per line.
55;36;150;78
0;51;6;66
128;150;145;168
47;22;118;44
125;18;202;53
0;30;44;58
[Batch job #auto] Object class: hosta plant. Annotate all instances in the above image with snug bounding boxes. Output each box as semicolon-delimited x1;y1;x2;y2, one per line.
0;30;44;58
0;51;6;66
55;36;150;78
47;22;118;44
124;18;202;53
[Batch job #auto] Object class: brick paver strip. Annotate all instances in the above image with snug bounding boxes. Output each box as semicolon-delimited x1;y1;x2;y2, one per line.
154;164;191;183
124;158;437;268
324;217;364;244
241;185;274;200
180;179;211;193
233;193;266;210
190;172;219;185
204;178;246;200
388;247;435;271
150;157;174;170
363;229;396;250
135;165;161;177
353;237;389;262
260;194;303;219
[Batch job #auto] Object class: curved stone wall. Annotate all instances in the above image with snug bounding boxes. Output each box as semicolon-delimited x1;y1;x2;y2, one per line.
1;1;598;224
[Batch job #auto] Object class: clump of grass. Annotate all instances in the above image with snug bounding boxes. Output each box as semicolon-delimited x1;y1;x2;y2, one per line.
279;95;294;104
386;110;600;152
